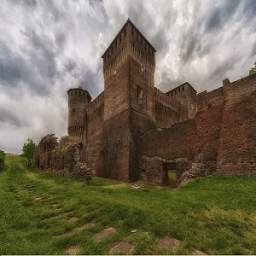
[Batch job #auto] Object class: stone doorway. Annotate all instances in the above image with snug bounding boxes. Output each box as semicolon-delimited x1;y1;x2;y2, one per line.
162;162;177;187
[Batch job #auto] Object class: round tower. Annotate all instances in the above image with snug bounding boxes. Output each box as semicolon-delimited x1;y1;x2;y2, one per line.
67;87;91;143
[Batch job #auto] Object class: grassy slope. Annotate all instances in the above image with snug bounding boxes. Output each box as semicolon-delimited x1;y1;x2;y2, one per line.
1;155;256;254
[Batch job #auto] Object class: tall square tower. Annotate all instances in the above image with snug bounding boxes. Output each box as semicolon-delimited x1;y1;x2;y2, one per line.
102;20;156;180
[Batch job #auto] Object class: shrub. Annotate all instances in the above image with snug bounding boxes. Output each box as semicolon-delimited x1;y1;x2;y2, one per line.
249;62;256;75
0;150;6;171
21;139;36;168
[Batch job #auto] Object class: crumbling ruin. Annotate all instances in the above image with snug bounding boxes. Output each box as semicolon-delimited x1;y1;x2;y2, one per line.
36;20;256;185
34;134;92;179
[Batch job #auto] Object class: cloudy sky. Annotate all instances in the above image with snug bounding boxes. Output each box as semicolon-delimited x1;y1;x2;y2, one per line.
0;0;256;153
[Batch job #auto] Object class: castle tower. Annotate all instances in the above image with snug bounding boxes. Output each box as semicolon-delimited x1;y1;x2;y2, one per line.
102;19;156;181
67;88;91;144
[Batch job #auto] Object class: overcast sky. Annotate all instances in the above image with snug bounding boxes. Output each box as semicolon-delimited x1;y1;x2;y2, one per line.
0;0;256;153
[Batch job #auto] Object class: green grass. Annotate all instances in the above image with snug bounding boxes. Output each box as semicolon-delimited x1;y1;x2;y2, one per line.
168;171;177;181
1;155;256;254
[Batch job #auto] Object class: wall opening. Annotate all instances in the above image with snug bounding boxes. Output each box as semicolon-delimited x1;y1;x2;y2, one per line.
137;86;144;106
162;161;177;187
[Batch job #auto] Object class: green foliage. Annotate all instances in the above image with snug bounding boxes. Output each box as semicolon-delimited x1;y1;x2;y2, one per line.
0;150;5;171
59;135;69;145
57;135;71;153
1;155;256;254
22;138;36;167
249;63;256;75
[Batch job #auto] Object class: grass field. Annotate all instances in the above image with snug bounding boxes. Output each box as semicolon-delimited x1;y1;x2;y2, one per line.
1;155;256;254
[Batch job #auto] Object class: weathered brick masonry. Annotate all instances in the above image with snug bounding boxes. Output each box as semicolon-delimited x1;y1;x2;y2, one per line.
36;20;256;184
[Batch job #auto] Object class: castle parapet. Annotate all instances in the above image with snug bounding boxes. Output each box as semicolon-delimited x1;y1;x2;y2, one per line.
86;92;104;116
67;88;91;143
154;87;179;112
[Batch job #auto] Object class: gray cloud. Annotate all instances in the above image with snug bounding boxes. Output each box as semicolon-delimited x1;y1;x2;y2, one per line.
10;0;37;7
180;31;199;63
251;43;256;58
209;57;236;82
0;0;256;153
0;35;53;96
0;42;27;86
204;1;241;32
0;108;23;127
242;0;256;21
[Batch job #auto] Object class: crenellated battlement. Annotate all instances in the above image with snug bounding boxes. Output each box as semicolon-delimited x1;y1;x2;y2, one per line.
86;92;104;116
102;20;155;87
154;87;179;112
67;87;92;143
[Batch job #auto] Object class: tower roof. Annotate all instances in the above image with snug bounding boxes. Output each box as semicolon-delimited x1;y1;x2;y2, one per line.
102;19;156;58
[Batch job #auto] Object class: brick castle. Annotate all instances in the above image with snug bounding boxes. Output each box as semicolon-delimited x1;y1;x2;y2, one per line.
36;20;256;184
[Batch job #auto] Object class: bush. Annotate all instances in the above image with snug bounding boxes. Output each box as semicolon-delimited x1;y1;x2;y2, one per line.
249;62;256;75
21;139;36;168
0;150;6;171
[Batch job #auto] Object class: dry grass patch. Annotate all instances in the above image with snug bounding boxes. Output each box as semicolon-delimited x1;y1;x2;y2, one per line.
65;244;80;255
158;236;181;250
67;216;80;223
102;183;128;189
75;222;95;232
50;203;62;210
109;241;134;255
56;229;77;238
191;248;208;255
56;222;95;238
33;196;44;202
93;227;117;242
25;172;37;178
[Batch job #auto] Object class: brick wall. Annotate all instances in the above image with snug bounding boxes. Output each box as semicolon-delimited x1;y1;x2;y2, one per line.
140;120;193;160
101;51;130;180
140;81;224;175
102;110;131;180
86;103;104;175
140;74;256;178
217;74;256;175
